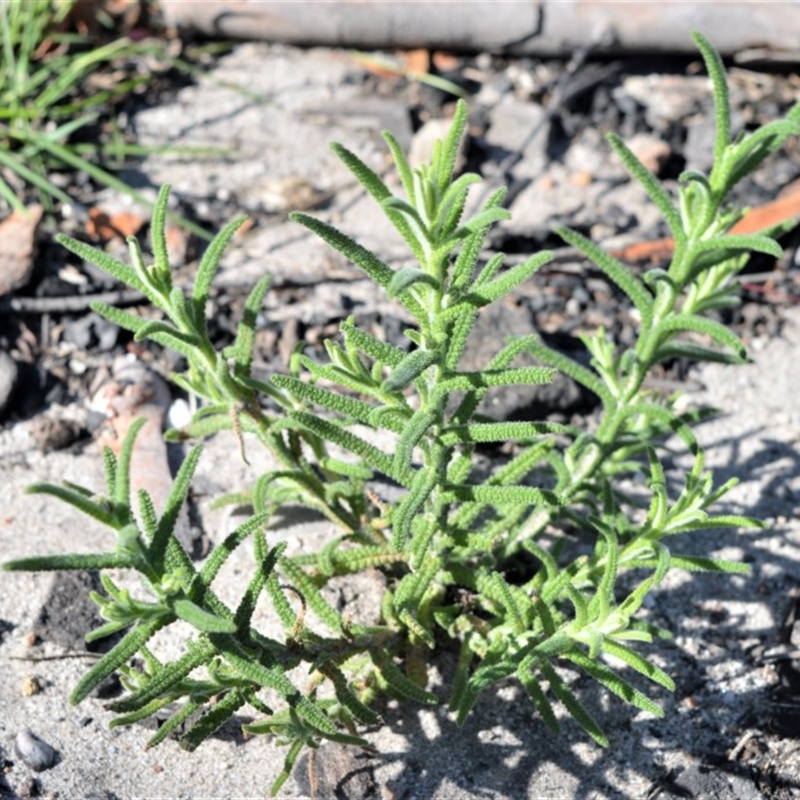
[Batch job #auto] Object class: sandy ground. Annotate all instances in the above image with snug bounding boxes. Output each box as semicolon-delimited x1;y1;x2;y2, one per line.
1;306;799;799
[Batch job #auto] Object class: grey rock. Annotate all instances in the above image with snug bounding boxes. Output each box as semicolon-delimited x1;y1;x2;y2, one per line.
658;761;764;800
612;74;710;129
484;97;550;179
61;312;118;352
27;414;82;453
501;167;585;237
15;729;58;772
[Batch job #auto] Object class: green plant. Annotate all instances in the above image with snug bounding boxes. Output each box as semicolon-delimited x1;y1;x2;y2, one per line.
5;33;799;793
0;0;213;236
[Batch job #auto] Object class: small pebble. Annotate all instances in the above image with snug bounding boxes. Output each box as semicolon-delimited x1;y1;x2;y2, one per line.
20;675;44;697
17;775;40;799
15;729;58;772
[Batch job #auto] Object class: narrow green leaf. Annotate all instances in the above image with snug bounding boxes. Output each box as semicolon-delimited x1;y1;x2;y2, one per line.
525;337;614;407
280;557;343;634
24;482;117;527
134;320;201;349
556;226;654;327
382;130;416;202
540;660;608;746
87;302;146;335
566;650;664;717
393;408;435;473
437;98;468;196
287;411;398;480
171;598;238;633
235;535;285;632
193;214;250;323
382;348;438;393
265;572;299;632
4;552;135;571
137;490;159;543
487;572;526;632
442;303;479;371
469;251;553;304
164;412;235;442
607;134;685;244
276;374;394;428
145;700;202;749
229;274;272;374
654;314;746;361
340;319;407;367
0;146;74;207
517;667;560;734
291;212;393;289
110;695;177;730
392;467;438;551
601;639;675;691
441;421;568;446
223;651;366;744
148;446;204;570
471;252;507;288
71;617;169;705
725;119;800;188
458;206;510;235
115;417;148;510
398;609;436;648
150;184;172;272
434;173;481;239
668;514;764;533
180;690;246;751
653;341;746;365
668;555;750;573
451;189;507;290
437;367;554;394
318;662;381;725
443;484;566;507
331;141;392;203
109;638;217;713
387;267;440;298
374;655;437;705
55;234;147;296
692;233;782;260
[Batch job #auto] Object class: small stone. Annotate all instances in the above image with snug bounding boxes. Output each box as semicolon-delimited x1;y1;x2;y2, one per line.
15;729;58;773
484;97;549;178
569;170;593;188
0;350;19;419
612;74;710;129
0;205;43;297
27;415;82;453
20;675;44;697
17;775;40;799
240;175;327;214
624;132;671;174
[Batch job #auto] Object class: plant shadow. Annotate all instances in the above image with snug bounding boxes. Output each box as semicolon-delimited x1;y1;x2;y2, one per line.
289;417;800;798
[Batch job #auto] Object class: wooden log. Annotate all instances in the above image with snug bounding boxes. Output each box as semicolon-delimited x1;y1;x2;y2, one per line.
161;0;800;57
